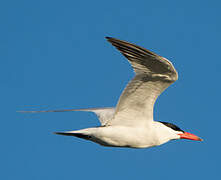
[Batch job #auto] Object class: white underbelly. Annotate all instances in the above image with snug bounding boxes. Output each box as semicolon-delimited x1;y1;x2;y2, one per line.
91;126;158;148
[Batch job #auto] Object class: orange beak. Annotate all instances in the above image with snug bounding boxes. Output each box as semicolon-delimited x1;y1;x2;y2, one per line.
179;132;203;141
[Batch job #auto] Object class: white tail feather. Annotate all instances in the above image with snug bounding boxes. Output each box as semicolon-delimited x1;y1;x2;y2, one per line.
18;107;115;126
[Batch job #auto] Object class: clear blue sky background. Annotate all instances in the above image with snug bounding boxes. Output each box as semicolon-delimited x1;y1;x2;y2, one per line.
1;0;220;179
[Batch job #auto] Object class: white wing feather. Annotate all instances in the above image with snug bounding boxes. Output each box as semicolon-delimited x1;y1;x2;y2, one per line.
106;37;178;126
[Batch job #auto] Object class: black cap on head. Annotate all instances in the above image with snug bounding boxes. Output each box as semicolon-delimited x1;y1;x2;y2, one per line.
159;121;184;132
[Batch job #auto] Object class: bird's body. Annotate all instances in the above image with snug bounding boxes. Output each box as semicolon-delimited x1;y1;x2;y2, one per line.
21;37;202;148
65;121;180;148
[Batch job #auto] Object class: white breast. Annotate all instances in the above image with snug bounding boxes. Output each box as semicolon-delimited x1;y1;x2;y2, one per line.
89;125;154;148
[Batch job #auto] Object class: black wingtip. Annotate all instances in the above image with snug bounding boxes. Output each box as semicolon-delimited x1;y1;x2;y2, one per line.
53;132;62;135
106;37;121;44
53;132;73;136
106;36;115;41
53;132;91;140
105;36;112;39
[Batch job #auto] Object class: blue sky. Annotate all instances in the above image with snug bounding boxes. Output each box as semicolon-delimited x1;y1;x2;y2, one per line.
1;0;221;179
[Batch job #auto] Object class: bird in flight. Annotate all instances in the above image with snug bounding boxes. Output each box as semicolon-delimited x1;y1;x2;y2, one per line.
20;37;203;148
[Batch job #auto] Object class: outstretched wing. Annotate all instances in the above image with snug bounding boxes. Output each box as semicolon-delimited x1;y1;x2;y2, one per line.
18;107;115;126
106;37;178;126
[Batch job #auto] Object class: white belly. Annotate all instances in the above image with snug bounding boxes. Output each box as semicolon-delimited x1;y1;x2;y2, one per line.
90;126;159;148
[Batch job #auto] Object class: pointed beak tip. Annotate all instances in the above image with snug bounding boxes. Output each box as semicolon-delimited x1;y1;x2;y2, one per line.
179;132;203;142
198;138;203;141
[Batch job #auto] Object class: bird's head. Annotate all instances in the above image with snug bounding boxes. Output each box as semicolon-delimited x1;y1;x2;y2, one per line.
160;121;203;141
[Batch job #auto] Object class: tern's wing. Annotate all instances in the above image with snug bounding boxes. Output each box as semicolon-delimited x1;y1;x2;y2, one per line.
106;37;178;126
19;107;115;126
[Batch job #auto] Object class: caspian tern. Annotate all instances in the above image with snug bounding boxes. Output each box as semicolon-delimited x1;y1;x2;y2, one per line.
21;37;203;148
